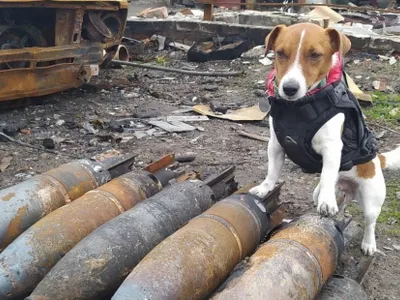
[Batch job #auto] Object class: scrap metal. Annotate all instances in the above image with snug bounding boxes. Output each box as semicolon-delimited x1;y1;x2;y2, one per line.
0;156;176;299
111;182;284;300
211;213;346;300
27;167;237;300
112;60;244;76
0;0;128;103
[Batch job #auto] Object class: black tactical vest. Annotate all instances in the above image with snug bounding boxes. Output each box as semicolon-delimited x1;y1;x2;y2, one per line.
268;74;378;174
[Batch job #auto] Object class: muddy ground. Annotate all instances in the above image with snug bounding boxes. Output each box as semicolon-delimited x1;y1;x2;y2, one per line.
1;15;400;300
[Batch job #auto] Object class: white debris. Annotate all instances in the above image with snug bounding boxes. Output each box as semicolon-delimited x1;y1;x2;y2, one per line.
389;57;397;65
259;57;273;66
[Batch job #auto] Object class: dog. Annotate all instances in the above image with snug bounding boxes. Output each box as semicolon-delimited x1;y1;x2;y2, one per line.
249;23;400;256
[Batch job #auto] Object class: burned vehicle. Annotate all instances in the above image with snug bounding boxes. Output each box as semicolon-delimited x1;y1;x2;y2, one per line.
0;0;128;102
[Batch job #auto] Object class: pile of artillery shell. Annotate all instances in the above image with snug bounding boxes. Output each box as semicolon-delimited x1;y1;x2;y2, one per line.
27;180;219;300
1;163;364;300
0;170;164;299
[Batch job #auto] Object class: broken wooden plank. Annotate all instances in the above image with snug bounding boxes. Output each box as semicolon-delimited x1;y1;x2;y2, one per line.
166;115;209;122
237;130;269;142
203;3;214;21
171;107;194;114
147;120;196;132
168;41;191;52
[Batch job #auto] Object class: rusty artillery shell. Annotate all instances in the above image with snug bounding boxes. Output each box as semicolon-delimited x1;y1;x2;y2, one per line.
0;159;111;250
0;170;167;300
211;214;345;300
27;176;234;300
316;276;368;300
112;191;279;300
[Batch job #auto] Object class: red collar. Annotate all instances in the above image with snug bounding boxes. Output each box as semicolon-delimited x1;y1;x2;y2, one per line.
266;52;343;97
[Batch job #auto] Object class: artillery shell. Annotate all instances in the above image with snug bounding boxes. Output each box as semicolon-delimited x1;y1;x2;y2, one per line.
0;159;110;250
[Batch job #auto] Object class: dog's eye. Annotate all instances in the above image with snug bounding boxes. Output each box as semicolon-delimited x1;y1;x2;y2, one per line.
276;50;287;59
310;52;322;60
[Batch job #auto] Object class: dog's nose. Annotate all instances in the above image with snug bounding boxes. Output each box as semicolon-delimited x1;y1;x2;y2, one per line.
283;81;299;97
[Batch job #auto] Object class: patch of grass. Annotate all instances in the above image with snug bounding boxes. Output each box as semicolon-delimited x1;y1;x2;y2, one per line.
379;226;400;236
363;92;400;124
346;202;363;216
377;180;400;224
378;179;400;237
345;178;400;237
155;55;168;65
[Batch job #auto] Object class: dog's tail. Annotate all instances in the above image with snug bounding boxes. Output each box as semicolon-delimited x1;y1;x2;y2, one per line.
380;146;400;170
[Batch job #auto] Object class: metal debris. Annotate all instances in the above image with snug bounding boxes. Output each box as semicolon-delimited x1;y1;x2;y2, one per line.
112;60;244;77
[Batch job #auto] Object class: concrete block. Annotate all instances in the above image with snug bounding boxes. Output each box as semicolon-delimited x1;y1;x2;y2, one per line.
124;19;400;55
369;36;395;53
214;12;240;24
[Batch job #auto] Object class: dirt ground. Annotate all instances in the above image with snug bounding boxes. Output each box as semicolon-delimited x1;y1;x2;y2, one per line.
1;8;400;300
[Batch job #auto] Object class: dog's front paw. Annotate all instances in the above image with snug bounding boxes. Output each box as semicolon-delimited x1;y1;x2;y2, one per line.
317;192;338;217
361;239;377;256
249;184;273;198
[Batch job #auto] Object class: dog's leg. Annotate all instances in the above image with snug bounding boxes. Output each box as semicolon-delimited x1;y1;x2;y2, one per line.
357;158;386;255
313;183;320;206
312;113;345;217
250;117;285;198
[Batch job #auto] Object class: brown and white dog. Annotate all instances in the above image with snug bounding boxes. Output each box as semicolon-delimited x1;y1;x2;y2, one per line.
249;23;400;255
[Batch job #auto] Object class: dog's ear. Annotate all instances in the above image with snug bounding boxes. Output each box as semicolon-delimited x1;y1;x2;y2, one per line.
326;29;351;56
265;25;286;54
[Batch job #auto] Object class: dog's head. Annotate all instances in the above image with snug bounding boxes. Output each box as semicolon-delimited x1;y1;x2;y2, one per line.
265;23;351;101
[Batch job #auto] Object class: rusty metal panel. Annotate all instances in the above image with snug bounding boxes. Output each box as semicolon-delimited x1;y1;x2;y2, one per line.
0;1;129;10
55;9;84;46
0;65;81;102
0;44;103;102
0;1;128;102
0;0;126;2
0;44;103;64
